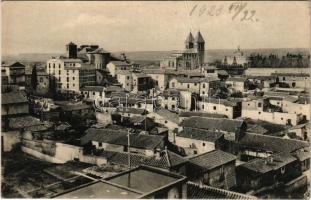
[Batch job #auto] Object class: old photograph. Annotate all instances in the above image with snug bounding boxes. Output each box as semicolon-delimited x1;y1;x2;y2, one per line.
1;1;310;199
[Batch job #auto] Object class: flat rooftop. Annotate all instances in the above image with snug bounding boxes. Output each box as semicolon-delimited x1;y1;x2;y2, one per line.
54;165;186;199
55;181;142;199
107;168;179;193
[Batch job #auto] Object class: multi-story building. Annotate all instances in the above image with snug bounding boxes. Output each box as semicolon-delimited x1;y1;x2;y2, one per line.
46;56;96;94
116;70;133;91
106;61;133;77
169;76;220;96
198;98;242;119
1;61;26;86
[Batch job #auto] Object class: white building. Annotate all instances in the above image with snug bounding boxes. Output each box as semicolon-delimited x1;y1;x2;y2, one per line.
226;77;248;93
116;71;133;91
81;86;105;104
106;61;132;77
169;77;220;96
46;57;96;93
198;98;241;119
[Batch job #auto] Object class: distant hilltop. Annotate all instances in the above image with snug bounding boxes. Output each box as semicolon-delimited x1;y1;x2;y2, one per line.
2;48;309;65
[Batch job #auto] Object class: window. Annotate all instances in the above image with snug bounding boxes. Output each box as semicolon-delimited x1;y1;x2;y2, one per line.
226;108;228;111
165;120;168;124
73;77;75;80
48;63;51;68
59;63;61;68
202;91;205;95
283;77;286;81
258;112;261;114
73;63;75;67
281;117;283;120
172;97;175;100
194;83;197;86
59;77;61;82
99;142;102;147
127;76;130;80
73;84;75;87
67;77;69;82
53;63;55;68
258;103;262;107
93;92;95;95
172;105;175;110
172;82;175;88
59;70;61;75
202;105;204;109
194;150;197;154
213;106;216;110
67;83;69;89
203;143;205;146
203;84;205;88
187;84;190;88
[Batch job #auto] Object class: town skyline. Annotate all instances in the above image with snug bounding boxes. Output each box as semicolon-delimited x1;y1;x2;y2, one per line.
2;1;310;55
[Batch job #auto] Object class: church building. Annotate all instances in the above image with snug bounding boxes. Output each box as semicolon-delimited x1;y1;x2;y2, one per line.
160;31;205;70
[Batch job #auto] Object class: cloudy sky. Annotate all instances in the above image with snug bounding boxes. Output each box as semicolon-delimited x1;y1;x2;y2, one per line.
2;1;310;55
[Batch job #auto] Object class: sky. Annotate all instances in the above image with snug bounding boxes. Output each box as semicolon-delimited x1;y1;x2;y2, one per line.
2;1;310;55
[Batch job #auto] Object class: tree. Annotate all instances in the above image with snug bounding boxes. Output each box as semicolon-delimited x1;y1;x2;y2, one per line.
48;75;57;99
31;65;38;90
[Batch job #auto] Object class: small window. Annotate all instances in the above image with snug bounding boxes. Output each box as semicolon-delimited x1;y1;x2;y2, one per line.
194;83;197;86
59;70;61;75
258;103;262;107
213;106;216;110
283;77;286;81
73;77;75;80
99;142;102;147
93;92;95;95
202;105;204;109
203;143;205;146
187;84;190;88
172;105;175;109
258;112;261;114
53;63;55;68
59;63;61;68
172;97;175;100
127;76;130;80
281;118;283;120
67;77;69;82
226;108;228;111
73;84;75;87
194;150;197;154
165;120;168;124
202;91;205;94
203;84;205;88
67;83;69;89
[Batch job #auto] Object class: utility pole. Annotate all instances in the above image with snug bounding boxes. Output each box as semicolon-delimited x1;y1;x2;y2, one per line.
127;130;131;187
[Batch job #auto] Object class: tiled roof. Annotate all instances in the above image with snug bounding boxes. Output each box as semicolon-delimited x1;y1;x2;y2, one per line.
154;109;179;124
226;77;247;82
246;125;268;135
238;152;296;174
80;86;105;92
179;112;227;119
9;116;42;129
238;133;309;153
81;128;164;150
181;117;245;133
2;61;25;68
2;91;28;105
132;73;150;78
187;182;256;199
98;149;187;169
116;107;147;115
175;77;218;84
271;73;310;77
61;103;92;111
105;85;125;93
161;89;180;97
177;128;224;142
189;150;236;171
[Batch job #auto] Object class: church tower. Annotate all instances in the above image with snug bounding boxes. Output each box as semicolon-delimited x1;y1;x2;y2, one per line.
185;32;194;49
194;31;205;67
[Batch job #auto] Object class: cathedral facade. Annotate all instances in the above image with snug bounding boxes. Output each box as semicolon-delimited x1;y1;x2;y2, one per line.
160;31;205;70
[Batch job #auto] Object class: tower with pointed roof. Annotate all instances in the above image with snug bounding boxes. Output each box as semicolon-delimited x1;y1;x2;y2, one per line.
194;31;205;67
185;32;194;49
